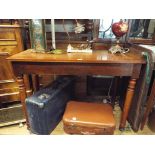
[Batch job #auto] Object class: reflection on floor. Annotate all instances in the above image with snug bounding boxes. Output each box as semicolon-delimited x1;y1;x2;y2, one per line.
0;104;154;135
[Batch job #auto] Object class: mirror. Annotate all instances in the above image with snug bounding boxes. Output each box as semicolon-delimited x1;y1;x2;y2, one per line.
98;19;155;42
98;19;121;39
129;19;155;39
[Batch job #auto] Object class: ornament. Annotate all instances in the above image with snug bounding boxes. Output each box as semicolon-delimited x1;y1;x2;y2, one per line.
112;20;128;37
109;20;129;54
74;19;85;33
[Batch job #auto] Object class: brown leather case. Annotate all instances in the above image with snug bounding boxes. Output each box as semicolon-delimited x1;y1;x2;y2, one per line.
63;101;116;135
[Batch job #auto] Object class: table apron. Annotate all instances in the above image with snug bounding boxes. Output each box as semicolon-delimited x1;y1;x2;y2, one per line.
12;62;142;78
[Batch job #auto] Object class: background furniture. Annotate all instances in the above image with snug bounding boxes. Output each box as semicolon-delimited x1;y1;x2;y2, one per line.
0;25;31;126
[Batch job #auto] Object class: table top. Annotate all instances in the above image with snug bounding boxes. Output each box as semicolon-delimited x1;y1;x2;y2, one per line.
7;49;146;64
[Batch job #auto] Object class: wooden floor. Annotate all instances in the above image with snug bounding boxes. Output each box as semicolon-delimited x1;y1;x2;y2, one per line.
0;104;154;135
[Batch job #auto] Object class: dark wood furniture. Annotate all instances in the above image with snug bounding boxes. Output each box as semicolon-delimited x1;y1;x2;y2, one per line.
7;49;145;130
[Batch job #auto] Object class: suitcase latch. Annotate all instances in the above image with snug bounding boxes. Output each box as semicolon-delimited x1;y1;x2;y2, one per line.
38;93;50;100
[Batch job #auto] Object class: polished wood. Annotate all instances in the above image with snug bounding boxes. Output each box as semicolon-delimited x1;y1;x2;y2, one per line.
0;25;31;103
16;76;30;128
0;89;32;104
129;38;155;45
7;49;145;130
119;78;137;130
7;49;145;64
141;79;155;130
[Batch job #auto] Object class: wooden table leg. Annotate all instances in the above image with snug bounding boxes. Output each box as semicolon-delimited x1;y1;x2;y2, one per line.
17;75;30;129
119;78;136;131
32;74;40;92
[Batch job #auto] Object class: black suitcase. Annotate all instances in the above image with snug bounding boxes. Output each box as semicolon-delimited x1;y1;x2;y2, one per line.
25;76;75;135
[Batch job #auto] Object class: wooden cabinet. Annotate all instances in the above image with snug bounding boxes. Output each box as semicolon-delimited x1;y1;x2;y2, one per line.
0;25;24;103
0;25;31;126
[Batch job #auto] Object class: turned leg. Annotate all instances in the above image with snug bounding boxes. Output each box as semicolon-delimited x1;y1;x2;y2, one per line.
17;75;30;129
119;78;136;131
